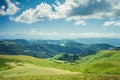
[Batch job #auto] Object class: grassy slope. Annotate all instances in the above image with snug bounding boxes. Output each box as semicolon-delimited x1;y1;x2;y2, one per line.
0;54;76;71
77;50;120;74
0;62;78;77
0;55;80;80
0;50;120;73
0;50;120;80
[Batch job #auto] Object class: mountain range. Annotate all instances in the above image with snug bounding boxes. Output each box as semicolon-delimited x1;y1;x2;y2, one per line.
0;39;115;59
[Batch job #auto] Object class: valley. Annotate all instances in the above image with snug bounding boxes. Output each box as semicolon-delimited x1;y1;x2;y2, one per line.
0;39;120;80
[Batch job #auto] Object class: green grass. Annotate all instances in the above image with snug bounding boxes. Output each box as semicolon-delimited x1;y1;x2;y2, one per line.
0;74;120;80
0;50;120;74
76;50;120;74
0;54;78;72
0;63;78;77
0;50;120;80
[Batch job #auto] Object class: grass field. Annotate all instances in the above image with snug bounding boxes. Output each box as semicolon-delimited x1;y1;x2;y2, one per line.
0;50;120;80
0;62;79;77
76;50;120;74
1;74;120;80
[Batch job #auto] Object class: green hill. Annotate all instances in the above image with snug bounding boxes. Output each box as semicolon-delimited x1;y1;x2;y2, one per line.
0;40;114;58
77;50;120;74
0;55;80;80
0;50;120;74
0;50;120;80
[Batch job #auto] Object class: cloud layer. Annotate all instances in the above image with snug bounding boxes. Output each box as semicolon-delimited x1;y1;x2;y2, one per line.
1;0;120;26
0;0;19;16
21;29;120;38
104;20;120;27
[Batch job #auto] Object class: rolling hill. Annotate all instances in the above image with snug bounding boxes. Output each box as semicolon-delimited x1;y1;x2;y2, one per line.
51;50;120;74
0;39;119;80
0;39;114;58
0;50;120;80
76;50;120;74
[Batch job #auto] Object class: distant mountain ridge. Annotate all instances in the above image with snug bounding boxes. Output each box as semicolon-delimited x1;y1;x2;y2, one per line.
0;39;115;58
70;38;120;46
1;38;120;46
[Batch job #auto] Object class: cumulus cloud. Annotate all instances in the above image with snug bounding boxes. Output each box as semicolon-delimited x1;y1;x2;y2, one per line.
53;0;77;18
14;3;55;24
11;0;120;26
69;0;111;16
0;0;19;16
103;20;120;27
13;0;76;23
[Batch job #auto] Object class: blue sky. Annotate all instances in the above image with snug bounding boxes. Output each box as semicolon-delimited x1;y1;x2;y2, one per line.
0;0;120;39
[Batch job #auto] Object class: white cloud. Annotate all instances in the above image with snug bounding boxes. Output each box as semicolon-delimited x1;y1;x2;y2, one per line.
11;0;120;26
103;20;120;27
64;0;120;26
27;32;120;38
29;28;60;36
28;29;120;38
14;3;54;24
0;0;19;16
1;31;120;39
65;16;86;25
13;0;76;23
12;0;79;24
53;0;78;18
69;32;120;38
75;20;86;25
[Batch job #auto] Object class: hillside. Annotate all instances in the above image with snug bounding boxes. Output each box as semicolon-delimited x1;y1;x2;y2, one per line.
0;55;80;80
51;50;120;74
0;50;120;80
0;40;114;58
77;50;120;74
0;50;120;75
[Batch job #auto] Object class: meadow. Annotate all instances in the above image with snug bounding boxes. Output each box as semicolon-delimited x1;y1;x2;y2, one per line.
0;50;120;80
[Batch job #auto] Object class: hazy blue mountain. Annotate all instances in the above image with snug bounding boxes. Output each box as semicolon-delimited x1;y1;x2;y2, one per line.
71;38;120;46
0;41;55;58
0;39;114;58
2;39;30;46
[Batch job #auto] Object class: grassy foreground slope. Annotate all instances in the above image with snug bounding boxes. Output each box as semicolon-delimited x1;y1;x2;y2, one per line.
0;50;120;80
0;54;76;71
0;62;78;76
0;55;80;80
77;50;120;74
